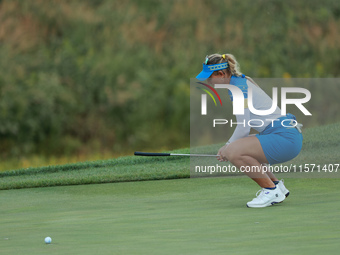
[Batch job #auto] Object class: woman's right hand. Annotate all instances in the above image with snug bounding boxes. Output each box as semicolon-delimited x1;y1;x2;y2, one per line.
217;143;230;162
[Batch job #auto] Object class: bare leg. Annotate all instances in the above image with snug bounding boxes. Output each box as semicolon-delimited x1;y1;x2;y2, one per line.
249;134;279;183
263;165;279;182
219;137;275;188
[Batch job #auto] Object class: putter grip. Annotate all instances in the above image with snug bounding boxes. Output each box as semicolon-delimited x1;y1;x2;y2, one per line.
134;152;171;156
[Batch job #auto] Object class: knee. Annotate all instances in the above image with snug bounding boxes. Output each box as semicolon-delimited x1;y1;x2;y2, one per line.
225;146;240;164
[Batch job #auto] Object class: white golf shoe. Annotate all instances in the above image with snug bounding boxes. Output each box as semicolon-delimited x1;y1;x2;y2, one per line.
247;187;285;208
277;179;290;197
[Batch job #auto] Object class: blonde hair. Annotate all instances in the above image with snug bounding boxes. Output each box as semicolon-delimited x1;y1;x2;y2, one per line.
206;53;242;77
206;53;259;86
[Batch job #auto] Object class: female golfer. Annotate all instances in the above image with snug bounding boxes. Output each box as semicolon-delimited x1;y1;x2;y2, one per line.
196;53;303;208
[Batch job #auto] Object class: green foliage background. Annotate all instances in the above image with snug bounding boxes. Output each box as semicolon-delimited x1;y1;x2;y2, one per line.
0;0;339;159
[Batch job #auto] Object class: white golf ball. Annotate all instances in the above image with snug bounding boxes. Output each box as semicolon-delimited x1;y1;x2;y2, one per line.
44;237;52;244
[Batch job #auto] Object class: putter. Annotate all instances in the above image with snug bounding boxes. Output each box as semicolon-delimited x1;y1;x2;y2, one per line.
134;151;218;157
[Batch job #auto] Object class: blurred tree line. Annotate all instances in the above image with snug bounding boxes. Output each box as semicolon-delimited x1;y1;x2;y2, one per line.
0;0;339;159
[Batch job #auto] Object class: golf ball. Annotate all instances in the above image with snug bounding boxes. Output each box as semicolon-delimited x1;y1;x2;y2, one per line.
44;237;52;244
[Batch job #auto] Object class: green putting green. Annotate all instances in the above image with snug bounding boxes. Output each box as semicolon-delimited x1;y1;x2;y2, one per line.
1;177;339;255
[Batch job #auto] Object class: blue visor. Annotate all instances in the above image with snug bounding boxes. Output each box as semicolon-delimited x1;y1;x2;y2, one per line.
196;62;229;80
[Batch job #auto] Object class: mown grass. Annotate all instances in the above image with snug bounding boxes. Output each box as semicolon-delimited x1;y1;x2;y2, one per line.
1;122;339;254
0;148;190;190
0;122;339;190
1;178;340;255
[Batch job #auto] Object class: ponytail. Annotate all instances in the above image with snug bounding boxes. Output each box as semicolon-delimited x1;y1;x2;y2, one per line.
224;54;242;77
